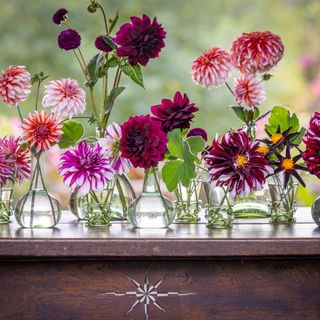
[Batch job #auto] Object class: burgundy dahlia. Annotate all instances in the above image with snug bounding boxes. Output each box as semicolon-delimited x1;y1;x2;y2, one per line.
187;128;208;142
302;147;320;178
151;91;199;133
95;35;113;53
52;8;68;25
204;130;273;197
114;14;166;66
120;115;167;169
58;29;81;51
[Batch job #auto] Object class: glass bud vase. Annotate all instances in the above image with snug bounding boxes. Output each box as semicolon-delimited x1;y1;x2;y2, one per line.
128;167;175;228
14;153;62;228
268;172;298;224
0;181;14;224
311;196;320;226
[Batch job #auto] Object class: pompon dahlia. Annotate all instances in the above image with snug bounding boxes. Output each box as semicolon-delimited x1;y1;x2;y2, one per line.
0;66;31;106
234;73;265;109
58;29;81;51
21;111;63;153
204;130;273;197
151;91;199;132
42;78;86;119
120;115;167;169
52;8;68;25
187;128;208;142
95;35;113;53
114;14;166;66
191;47;233;89
59;141;115;195
231;31;284;74
0;136;31;183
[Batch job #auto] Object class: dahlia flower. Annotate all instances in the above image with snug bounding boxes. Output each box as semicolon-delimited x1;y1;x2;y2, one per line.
95;35;113;53
120;115;167;169
0;136;31;183
151;91;199;132
59;141;114;195
58;29;81;51
0;66;31;106
114;14;166;66
302;147;320;178
191;47;233;88
231;31;284;73
187;128;208;142
204;130;273;197
21;111;63;153
234;73;265;109
52;8;68;25
42;78;86;119
0;153;12;185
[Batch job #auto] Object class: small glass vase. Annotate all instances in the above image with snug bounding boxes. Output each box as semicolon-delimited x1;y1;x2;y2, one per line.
311;196;320;226
128;167;175;228
0;181;14;224
268;172;298;224
14;152;62;228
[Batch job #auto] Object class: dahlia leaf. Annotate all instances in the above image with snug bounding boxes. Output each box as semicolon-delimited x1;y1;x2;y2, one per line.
186;136;205;155
121;63;144;88
105;56;120;68
162;160;183;192
86;53;104;88
180;161;196;188
104;87;126;113
59;121;85;149
231;106;246;122
102;35;118;50
167;129;184;159
291;127;306;145
252;107;260;120
109;10;119;33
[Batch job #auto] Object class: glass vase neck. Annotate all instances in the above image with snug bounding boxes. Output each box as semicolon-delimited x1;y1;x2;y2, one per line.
30;152;45;191
243;122;256;139
96;127;104;139
143;167;160;193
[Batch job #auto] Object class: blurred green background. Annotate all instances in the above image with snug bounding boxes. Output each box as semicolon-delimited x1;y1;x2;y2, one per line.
1;0;320;206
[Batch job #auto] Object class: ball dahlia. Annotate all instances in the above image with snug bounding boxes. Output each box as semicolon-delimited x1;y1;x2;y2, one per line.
58;29;81;51
204;130;273;197
151;91;199;133
231;31;284;74
59;141;115;195
120;115;167;169
187;128;208;142
0;66;31;106
21;111;63;153
191;47;233;89
42;78;86;119
234;73;265;109
95;35;113;53
114;14;166;66
52;8;68;25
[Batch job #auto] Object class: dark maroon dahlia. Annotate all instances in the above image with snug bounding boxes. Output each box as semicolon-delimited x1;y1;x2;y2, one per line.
114;14;166;66
95;35;113;53
120;115;168;169
204;130;273;197
52;8;68;25
187;128;208;142
151;91;199;133
58;29;81;51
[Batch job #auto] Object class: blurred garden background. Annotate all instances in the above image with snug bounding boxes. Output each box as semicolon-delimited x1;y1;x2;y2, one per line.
1;0;320;207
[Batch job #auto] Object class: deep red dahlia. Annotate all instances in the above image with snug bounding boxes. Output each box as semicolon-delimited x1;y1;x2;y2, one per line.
231;31;284;73
120;115;167;169
204;130;273;197
187;128;208;142
302;147;320;178
151;91;199;133
52;8;68;25
114;14;166;66
58;29;81;51
95;35;113;53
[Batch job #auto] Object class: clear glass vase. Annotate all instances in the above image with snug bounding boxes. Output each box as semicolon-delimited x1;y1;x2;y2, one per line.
268;172;298;224
0;180;14;224
128;167;175;228
14;153;62;228
311;196;320;226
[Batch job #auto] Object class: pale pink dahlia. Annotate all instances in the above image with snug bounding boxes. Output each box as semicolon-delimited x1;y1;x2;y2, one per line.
0;66;31;106
59;141;115;195
191;47;233;89
231;31;284;74
234;73;265;109
42;78;86;119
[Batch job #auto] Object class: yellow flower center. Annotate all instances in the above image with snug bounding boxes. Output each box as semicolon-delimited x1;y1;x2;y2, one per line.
271;133;283;144
257;145;269;155
282;158;294;170
236;154;248;168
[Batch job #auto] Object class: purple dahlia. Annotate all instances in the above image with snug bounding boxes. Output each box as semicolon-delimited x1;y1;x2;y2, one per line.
52;8;68;25
151;91;199;133
114;14;166;66
95;35;113;53
58;29;81;51
187;128;208;142
0;152;12;185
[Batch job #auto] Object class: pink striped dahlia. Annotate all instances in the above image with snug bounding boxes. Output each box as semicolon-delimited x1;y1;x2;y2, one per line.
21;111;63;153
191;47;233;88
42;78;86;119
59;141;115;195
204;130;273;197
0;66;31;106
234;73;265;109
231;31;284;74
0;153;12;185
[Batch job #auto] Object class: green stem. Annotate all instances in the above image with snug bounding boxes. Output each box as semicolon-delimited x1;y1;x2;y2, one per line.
35;81;41;111
97;4;109;35
16;104;24;122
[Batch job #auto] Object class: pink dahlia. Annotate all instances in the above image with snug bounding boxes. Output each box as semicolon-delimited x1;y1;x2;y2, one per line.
21;111;63;153
120;115;167;169
114;14;166;66
59;141;114;195
0;153;12;185
0;136;31;183
151;91;199;132
234;73;265;109
42;78;86;119
204;130;273;197
191;47;233;88
231;31;284;73
0;66;31;106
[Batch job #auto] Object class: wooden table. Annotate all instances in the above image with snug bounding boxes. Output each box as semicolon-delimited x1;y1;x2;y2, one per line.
0;208;319;320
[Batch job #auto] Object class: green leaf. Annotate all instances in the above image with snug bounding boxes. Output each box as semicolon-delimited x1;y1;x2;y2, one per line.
252;107;260;120
105;86;126;113
109;10;119;33
167;129;184;159
186;136;205;155
104;56;120;68
162;160;183;192
59;121;85;149
291;127;306;145
86;53;104;88
101;35;117;50
231;106;246;122
121;63;144;88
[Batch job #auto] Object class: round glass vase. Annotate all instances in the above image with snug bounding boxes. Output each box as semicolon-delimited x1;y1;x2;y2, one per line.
0;180;14;224
311;196;320;226
268;172;298;224
14;152;62;228
128;167;175;228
